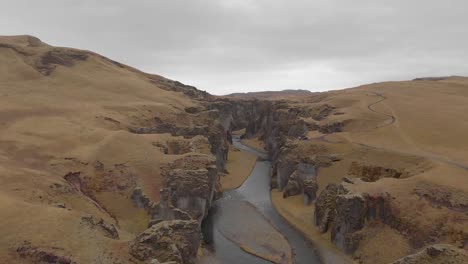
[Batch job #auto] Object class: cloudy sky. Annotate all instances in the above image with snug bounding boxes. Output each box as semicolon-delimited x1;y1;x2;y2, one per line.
1;1;467;95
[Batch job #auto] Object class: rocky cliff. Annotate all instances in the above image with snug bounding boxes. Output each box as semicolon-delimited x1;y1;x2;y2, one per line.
1;35;468;264
0;35;234;264
225;87;468;264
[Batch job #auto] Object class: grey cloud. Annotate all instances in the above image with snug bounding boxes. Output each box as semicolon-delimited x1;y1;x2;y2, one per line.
1;0;467;94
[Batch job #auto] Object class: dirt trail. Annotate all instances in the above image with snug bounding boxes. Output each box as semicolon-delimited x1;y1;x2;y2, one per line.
365;92;468;170
311;92;395;144
313;91;468;172
367;92;396;128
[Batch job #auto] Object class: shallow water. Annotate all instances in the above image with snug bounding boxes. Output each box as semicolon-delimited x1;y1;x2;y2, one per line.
202;137;322;264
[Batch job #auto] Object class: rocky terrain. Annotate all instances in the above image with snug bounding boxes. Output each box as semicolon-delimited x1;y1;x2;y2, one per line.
1;35;467;264
0;35;239;264
235;78;468;263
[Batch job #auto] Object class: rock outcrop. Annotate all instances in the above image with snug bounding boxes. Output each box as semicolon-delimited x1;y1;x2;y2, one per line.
219;99;343;205
200;78;468;264
124;97;241;264
391;244;468;264
318;121;345;134
131;187;157;215
282;163;318;204
163;165;218;222
81;215;119;240
314;184;340;233
130;220;201;264
314;181;395;253
348;162;406;182
129;154;220;263
16;241;77;264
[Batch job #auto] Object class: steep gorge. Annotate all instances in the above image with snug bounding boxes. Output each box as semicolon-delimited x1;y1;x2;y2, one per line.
1;36;467;264
148;90;468;263
222;89;468;264
0;35;237;264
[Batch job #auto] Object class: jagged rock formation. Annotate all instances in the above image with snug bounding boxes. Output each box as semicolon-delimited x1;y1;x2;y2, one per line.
130;220;201;264
314;184;340;233
282;163;318;204
214;99;344;205
211;89;468;264
313;178;468;262
131;187;157;215
81;215;119;240
158;155;219;222
0;35;235;264
2;35;468;264
348;162;406;182
413;181;468;211
127;116;228;261
314;180;396;253
16;241;78;264
318;121;346;134
309;104;335;121
391;244;468;264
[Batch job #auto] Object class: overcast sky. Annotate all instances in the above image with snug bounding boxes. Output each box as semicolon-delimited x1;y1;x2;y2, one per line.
1;1;467;95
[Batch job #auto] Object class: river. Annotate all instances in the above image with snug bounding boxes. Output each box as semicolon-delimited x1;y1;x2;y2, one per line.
202;136;322;264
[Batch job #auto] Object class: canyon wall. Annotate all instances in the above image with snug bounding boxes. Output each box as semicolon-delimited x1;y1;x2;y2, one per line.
127;100;236;263
228;95;468;264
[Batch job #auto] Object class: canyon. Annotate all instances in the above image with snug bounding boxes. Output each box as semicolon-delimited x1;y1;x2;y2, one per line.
0;35;467;264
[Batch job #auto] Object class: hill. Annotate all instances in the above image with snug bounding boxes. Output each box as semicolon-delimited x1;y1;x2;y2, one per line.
239;76;468;263
1;35;467;264
224;89;313;100
0;35;227;264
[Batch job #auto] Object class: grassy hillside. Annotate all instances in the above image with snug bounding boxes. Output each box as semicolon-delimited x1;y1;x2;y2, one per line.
0;35;214;263
266;76;468;263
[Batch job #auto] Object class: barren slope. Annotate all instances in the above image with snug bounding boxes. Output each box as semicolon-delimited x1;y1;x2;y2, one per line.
0;35;220;263
240;76;468;264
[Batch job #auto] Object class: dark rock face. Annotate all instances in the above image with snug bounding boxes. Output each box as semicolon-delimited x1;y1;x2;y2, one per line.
81;215;119;239
275;157;298;191
391;244;468;264
318;121;345;134
331;194;367;253
348;162;405;182
157;155;219;223
16;241;77;264
184;106;204;114
207;123;230;171
126;101;231;264
128;105;231;172
314;182;395;254
128;124;209;138
166;140;192;155
131;187;157;215
311;104;335;121
303;178;319;204
287;120;309;138
152;137;209;156
148;206;192;228
37;50;88;75
221;99;342;205
147;77;210;99
413;182;468;212
281;162;318;204
0;42;89;76
283;178;302;198
147;188;193;228
315;184;340;233
130;220;201;264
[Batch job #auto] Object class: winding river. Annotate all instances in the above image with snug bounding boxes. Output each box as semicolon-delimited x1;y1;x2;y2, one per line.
202;136;322;264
